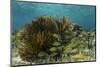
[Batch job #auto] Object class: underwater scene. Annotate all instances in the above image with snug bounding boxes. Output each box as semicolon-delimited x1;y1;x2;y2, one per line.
11;0;96;66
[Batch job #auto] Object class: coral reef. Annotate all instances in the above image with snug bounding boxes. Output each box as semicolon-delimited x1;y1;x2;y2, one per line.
11;16;96;66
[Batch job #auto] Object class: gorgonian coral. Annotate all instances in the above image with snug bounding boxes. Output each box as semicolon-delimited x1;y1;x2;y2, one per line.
17;16;73;63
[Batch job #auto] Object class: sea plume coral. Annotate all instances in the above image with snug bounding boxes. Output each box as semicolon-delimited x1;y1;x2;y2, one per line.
17;16;72;63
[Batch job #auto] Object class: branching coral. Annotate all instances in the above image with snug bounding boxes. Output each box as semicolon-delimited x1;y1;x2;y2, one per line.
16;16;96;64
17;16;72;63
12;16;96;65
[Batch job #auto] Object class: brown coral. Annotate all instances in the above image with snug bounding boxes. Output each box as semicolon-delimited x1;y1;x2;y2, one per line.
17;16;71;63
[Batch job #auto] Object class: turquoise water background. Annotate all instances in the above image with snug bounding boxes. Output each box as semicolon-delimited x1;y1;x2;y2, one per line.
11;0;96;32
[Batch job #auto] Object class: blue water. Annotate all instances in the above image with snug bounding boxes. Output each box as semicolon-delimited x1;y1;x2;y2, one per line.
11;0;96;32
